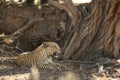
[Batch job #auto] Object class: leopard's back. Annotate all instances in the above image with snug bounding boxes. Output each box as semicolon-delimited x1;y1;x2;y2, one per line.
16;52;36;67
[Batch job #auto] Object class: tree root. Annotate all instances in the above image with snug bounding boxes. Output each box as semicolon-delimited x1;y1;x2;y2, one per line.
49;0;80;26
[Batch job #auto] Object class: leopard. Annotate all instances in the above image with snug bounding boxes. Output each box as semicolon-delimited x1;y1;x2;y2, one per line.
16;42;61;68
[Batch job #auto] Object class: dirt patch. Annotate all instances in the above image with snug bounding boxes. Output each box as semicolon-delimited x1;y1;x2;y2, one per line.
0;54;120;80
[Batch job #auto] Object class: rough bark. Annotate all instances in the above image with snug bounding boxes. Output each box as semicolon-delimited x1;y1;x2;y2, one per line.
61;0;120;60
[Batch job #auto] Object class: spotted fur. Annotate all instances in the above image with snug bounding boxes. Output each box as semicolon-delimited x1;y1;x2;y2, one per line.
16;42;61;68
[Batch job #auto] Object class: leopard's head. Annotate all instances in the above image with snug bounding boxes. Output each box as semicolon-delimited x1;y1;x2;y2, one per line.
42;42;61;57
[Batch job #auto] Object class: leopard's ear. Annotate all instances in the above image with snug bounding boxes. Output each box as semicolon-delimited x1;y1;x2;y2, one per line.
43;42;49;48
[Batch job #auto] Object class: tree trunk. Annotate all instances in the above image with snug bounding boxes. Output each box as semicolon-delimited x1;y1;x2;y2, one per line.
61;0;120;60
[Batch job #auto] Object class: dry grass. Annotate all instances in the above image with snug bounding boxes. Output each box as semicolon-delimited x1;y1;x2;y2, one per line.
0;73;30;80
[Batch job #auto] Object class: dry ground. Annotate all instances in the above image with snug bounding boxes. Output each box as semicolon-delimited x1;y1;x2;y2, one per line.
0;52;120;80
